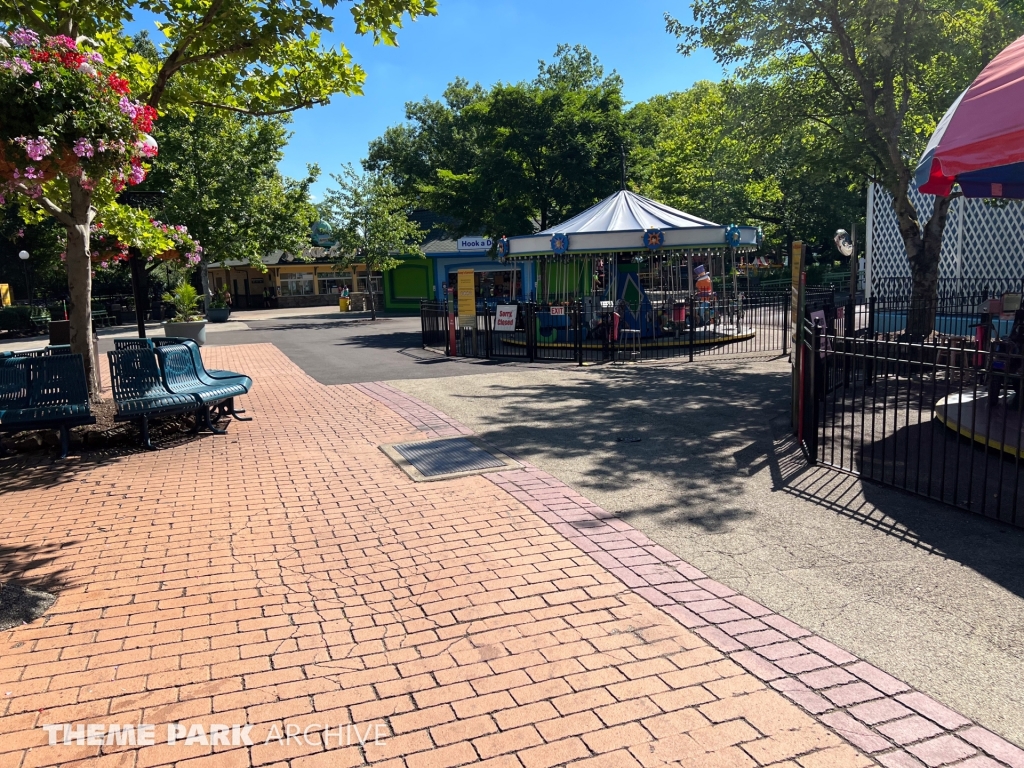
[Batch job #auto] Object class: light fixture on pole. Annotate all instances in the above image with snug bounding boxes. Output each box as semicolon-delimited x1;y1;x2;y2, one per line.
18;250;30;302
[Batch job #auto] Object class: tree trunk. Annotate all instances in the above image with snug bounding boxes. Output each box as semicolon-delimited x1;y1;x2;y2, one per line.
200;261;211;313
368;280;377;320
65;215;98;395
892;185;953;340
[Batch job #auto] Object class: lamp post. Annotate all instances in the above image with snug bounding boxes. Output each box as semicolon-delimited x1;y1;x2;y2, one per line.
117;190;167;338
18;250;30;304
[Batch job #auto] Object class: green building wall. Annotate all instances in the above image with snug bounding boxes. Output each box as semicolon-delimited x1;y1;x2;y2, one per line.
384;257;434;313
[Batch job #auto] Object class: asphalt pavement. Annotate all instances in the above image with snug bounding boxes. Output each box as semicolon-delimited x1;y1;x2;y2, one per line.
390;358;1024;748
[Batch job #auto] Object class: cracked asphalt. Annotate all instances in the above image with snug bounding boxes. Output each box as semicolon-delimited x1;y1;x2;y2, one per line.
388;357;1024;747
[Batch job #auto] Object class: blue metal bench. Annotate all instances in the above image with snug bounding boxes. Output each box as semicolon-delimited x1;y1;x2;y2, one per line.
154;344;248;433
108;349;200;449
0;354;96;459
153;337;251;420
114;338;155;351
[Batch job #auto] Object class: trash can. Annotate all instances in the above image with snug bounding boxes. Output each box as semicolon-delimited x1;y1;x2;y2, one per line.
339;297;350;312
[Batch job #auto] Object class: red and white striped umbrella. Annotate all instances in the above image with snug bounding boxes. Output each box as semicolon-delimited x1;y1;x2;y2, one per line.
915;34;1024;198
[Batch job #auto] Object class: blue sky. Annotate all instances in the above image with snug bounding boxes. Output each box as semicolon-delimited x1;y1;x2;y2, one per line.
131;1;725;198
275;0;724;198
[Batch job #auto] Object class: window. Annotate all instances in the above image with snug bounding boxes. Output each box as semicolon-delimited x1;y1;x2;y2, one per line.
317;271;353;295
357;271;383;294
279;272;314;296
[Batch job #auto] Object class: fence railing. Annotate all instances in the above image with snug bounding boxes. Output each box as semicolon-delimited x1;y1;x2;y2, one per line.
798;315;1024;528
421;290;792;365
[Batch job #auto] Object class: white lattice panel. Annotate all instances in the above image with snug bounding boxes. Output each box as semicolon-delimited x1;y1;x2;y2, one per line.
868;184;1024;294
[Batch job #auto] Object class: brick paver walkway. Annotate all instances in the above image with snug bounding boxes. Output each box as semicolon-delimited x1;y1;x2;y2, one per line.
0;345;1016;768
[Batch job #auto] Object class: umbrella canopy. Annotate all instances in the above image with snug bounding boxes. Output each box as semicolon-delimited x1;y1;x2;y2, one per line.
915;34;1024;198
507;190;758;256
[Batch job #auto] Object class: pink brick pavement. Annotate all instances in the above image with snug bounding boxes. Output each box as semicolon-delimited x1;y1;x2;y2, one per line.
0;344;1018;768
355;380;1024;768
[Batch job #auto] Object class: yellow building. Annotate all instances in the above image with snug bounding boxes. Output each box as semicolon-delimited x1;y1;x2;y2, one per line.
207;249;383;310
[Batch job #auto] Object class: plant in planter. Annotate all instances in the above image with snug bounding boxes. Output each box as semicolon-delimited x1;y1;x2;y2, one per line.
162;283;207;344
207;284;231;323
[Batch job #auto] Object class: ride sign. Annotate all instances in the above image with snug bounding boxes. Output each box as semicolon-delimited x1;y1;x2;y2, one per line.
494;304;518;331
457;269;476;329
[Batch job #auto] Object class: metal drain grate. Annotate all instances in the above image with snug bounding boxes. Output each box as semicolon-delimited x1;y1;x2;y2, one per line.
381;436;520;481
394;438;506;477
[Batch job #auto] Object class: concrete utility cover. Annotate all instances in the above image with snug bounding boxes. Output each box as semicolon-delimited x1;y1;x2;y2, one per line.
0;583;55;631
381;437;520;481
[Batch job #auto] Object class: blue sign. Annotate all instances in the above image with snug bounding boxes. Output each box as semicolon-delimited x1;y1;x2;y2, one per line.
496;237;510;257
725;225;743;248
550;233;569;254
643;228;664;251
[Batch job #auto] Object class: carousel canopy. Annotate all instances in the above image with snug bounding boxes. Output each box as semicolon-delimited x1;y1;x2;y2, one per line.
915;34;1024;198
506;190;759;257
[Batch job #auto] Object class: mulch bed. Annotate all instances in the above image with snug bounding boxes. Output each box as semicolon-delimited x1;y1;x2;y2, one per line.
2;398;200;455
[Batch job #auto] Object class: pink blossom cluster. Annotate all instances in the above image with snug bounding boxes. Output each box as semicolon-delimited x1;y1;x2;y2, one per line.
72;137;94;158
0;57;33;74
14;135;52;161
8;29;39;47
118;96;142;119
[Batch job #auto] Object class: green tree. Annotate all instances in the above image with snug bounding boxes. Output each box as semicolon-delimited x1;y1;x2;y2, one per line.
0;211;66;302
0;0;436;388
366;45;627;238
669;0;1021;336
631;80;863;255
320;166;424;320
2;0;438;115
143;108;318;308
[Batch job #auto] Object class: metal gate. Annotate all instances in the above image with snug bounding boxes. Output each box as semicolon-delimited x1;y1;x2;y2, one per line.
421;290;791;365
797;305;1024;528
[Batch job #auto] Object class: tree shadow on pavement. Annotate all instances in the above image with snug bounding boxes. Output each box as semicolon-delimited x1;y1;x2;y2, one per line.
0;539;76;595
445;358;1024;599
0;420;222;494
767;409;1024;601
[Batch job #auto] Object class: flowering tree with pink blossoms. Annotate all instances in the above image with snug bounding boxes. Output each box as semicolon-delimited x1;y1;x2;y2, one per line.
0;29;177;392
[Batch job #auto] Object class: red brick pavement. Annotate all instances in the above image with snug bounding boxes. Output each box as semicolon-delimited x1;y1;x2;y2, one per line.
0;345;1010;768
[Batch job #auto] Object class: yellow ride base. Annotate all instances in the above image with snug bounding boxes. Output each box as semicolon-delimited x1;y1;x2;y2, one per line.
501;330;756;351
934;392;1024;459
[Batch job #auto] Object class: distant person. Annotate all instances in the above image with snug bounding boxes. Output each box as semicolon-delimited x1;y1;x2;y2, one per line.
262;287;270;309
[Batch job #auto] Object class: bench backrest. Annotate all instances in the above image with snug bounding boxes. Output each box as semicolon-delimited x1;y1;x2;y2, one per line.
45;344;72;355
173;340;216;385
0;357;29;409
27;354;89;408
152;337;189;347
155;344;203;392
108;349;169;401
114;338;155;351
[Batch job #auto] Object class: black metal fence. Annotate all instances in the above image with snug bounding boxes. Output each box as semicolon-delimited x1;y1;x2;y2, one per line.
798;305;1024;528
421;289;793;365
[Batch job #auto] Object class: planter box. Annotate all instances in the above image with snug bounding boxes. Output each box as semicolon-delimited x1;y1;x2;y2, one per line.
163;320;208;346
206;307;231;323
49;320;70;345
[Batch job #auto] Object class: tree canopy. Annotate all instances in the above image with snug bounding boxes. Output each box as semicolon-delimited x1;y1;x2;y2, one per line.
365;45;628;238
1;0;438;116
630;80;863;253
668;0;1022;333
144;109;318;269
320;165;424;320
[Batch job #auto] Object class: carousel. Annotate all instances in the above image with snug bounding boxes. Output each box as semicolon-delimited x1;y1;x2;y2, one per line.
497;189;761;349
916;33;1024;455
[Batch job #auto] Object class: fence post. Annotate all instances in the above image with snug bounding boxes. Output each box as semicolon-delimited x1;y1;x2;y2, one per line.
808;319;820;462
575;300;583;366
485;305;493;359
527;302;536;363
781;291;789;356
791;272;806;430
688;294;695;363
